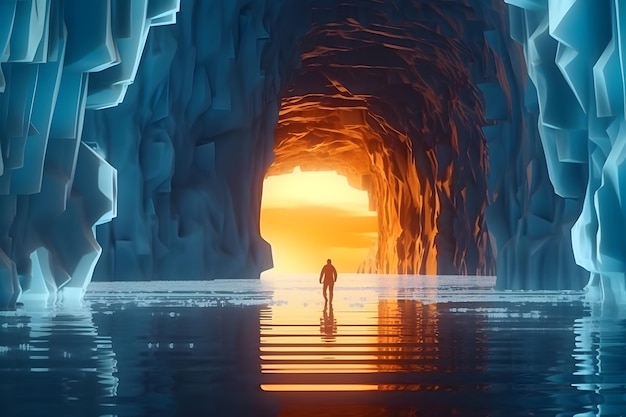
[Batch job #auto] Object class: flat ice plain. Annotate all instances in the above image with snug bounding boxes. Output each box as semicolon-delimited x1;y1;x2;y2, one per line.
0;274;623;417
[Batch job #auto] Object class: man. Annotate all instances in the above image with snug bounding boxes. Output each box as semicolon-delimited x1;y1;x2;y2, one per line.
319;258;337;304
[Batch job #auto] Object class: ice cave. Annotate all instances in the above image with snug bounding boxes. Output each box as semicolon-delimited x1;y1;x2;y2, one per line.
0;0;620;307
1;1;626;415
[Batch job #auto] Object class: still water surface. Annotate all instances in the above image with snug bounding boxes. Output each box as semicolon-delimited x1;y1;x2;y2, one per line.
0;274;624;416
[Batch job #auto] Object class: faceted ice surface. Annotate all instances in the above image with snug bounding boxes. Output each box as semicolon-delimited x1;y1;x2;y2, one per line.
0;1;179;308
1;0;626;309
506;1;626;302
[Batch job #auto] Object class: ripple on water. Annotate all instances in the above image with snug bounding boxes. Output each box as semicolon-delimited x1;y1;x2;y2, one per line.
0;275;620;417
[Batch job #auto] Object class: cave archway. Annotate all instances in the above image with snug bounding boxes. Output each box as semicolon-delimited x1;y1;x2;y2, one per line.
74;0;587;291
266;0;495;276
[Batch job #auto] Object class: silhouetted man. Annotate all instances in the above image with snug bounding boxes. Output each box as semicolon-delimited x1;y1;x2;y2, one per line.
319;259;337;304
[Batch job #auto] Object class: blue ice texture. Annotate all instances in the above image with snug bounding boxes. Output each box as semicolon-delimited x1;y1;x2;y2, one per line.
0;0;180;308
0;0;625;309
505;0;626;305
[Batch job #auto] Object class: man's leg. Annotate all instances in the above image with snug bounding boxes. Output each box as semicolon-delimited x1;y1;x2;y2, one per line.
323;282;329;302
328;282;334;304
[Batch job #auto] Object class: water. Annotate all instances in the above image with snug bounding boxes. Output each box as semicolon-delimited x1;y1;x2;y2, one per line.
0;274;624;417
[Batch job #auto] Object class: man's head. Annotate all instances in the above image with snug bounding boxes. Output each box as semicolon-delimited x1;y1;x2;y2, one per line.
327;259;332;264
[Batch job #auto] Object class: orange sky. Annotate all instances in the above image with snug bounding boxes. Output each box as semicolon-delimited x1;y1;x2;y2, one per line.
261;167;377;273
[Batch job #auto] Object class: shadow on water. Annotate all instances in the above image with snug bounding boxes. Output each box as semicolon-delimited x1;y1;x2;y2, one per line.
0;276;625;416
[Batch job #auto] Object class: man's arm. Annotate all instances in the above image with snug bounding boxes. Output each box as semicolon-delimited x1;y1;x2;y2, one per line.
319;268;324;283
333;266;337;282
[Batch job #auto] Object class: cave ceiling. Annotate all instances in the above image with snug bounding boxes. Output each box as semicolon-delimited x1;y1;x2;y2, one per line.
269;0;492;275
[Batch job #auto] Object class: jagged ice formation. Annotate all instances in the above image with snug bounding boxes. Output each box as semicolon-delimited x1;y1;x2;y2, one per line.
2;0;625;307
269;0;585;289
84;0;294;281
0;0;180;308
84;0;586;289
506;0;626;303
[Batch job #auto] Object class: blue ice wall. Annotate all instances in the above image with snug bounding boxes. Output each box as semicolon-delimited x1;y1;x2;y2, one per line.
83;0;302;281
426;0;586;290
0;0;179;308
477;1;587;290
266;0;586;289
0;0;613;304
82;0;586;288
505;1;626;301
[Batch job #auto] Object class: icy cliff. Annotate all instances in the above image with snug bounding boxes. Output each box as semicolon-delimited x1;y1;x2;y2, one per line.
0;0;179;308
481;1;587;290
3;0;622;308
505;1;626;302
83;0;586;289
84;0;293;281
269;0;587;290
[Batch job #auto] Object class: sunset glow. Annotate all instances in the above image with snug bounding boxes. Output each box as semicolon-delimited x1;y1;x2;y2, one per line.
261;167;377;273
258;280;441;393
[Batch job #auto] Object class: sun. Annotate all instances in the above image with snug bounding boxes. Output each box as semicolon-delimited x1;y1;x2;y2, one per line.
261;167;377;274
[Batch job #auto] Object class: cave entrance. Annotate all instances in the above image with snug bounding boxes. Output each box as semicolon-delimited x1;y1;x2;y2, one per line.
260;166;377;274
263;0;499;276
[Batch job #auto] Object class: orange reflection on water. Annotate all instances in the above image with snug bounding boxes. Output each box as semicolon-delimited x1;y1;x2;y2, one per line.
377;300;439;372
260;296;440;392
262;384;378;392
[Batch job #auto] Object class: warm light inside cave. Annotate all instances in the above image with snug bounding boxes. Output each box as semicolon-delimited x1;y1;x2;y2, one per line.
261;167;377;273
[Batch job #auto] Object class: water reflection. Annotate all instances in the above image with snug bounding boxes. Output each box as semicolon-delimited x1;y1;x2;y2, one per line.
377;300;439;375
90;304;273;417
261;299;452;392
0;305;118;416
320;305;337;342
572;302;626;417
4;276;626;417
